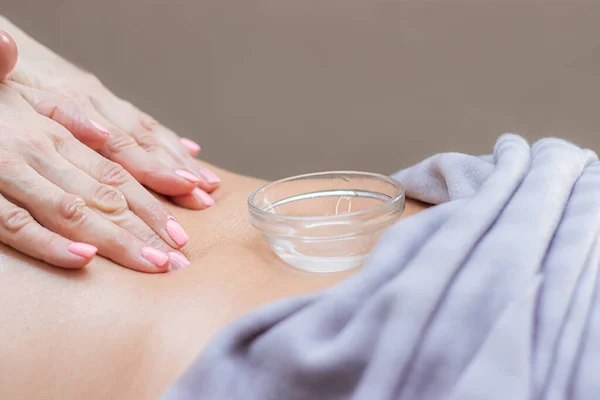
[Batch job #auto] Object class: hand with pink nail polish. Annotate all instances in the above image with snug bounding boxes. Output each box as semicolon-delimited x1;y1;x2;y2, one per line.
0;80;191;272
0;15;220;209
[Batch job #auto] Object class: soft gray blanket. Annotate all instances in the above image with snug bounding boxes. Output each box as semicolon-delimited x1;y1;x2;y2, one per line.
162;135;600;400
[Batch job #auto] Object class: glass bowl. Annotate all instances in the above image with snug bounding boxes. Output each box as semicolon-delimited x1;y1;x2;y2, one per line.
248;171;405;273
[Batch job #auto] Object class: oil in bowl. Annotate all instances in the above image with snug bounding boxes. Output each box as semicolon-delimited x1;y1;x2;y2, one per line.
248;171;405;273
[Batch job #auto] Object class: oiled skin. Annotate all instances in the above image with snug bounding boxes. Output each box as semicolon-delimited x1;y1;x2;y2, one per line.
0;160;429;399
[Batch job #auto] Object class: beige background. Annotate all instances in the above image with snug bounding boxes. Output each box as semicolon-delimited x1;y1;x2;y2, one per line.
3;1;600;179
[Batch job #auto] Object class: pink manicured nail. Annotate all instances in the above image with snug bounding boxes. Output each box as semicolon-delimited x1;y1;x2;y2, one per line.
168;252;190;271
180;138;201;155
90;120;111;136
193;187;215;207
197;168;221;184
175;170;201;183
141;247;169;267
166;219;189;247
68;242;98;258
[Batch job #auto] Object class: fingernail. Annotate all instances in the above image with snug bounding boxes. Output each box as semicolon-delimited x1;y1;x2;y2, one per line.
193;187;215;207
68;242;98;258
175;170;201;183
142;247;169;267
90;120;111;136
180;138;201;155
166;219;189;247
197;168;221;184
168;252;190;271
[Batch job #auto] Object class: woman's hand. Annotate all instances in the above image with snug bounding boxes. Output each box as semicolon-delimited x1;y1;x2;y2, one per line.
0;82;191;272
0;15;219;210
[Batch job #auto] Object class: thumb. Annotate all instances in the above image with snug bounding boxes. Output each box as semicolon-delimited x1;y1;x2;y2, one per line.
10;82;110;150
0;30;18;81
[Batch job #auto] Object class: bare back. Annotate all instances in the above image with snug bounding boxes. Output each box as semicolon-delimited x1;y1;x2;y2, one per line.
0;162;428;399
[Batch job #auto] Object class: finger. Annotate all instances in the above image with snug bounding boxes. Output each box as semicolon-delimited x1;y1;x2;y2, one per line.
146;122;221;190
53;135;189;249
1;165;171;273
0;193;96;268
102;125;201;196
167;251;191;272
140;122;220;193
83;109;200;196
179;137;201;156
142;124;221;194
90;96;207;190
142;116;201;158
169;187;215;210
90;95;219;193
0;30;17;81
153;125;221;193
194;166;221;193
127;119;192;166
64;93;199;195
7;81;109;149
36;150;186;255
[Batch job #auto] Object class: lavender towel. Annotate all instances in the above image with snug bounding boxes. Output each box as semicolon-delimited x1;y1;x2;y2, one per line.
162;135;600;400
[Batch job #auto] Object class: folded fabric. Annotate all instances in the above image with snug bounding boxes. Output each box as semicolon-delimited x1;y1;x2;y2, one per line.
162;134;600;400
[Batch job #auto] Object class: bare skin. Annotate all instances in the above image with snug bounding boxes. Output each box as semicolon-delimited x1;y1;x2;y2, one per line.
0;29;17;80
0;160;428;399
0;24;211;272
0;15;218;209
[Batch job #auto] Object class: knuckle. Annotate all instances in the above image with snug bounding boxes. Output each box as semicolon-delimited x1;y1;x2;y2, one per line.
38;234;61;262
146;233;166;250
54;99;81;123
50;131;67;148
0;207;34;233
94;184;128;214
49;128;72;149
140;114;159;130
139;141;162;153
107;131;138;153
99;161;131;187
143;200;170;225
23;131;59;165
58;194;88;225
26;134;51;154
49;98;78;119
134;130;159;150
111;228;132;253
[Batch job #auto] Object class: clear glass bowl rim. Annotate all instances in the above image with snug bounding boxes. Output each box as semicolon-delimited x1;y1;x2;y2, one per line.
247;170;406;223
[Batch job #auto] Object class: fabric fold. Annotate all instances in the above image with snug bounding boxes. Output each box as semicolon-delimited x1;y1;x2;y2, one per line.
162;135;600;400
